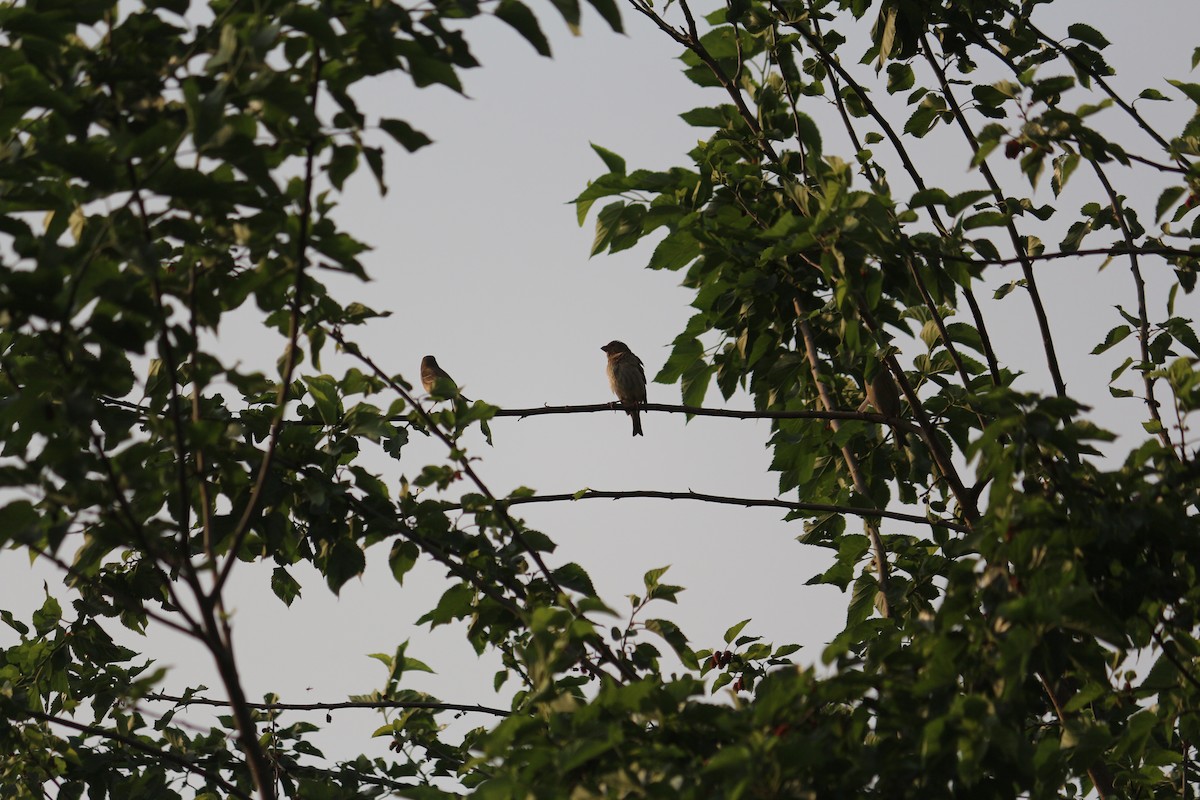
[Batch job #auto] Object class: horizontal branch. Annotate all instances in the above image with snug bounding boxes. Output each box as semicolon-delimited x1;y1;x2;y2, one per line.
448;489;968;533
145;692;511;718
99;395;921;433
924;244;1200;267
495;402;919;430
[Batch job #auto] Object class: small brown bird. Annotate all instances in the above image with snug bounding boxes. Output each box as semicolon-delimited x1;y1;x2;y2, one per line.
601;340;647;437
862;361;906;449
864;364;901;420
420;355;461;400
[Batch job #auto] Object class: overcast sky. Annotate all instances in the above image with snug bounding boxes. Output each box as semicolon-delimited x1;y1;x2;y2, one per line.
3;0;1198;770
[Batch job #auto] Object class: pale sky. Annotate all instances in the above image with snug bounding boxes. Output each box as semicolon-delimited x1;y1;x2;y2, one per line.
3;0;1198;772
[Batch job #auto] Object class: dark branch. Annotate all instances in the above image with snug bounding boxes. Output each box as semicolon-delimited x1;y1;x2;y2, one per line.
493;401;921;431
444;488;968;533
145;692;512;718
924;244;1200;267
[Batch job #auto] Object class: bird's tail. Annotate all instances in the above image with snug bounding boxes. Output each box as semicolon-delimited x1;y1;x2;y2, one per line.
631;410;643;437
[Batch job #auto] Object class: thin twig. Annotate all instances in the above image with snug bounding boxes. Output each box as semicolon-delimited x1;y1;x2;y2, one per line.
780;3;1005;386
189;261;217;564
1090;161;1175;453
1152;628;1200;693
443;488;968;533
213;54;323;600
803;4;980;400
493;401;921;431
797;315;891;617
921;35;1067;398
146;692;512;718
1037;673;1115;799
924;244;1200;267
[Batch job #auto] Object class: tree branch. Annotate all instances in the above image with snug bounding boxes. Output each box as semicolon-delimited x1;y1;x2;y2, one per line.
18;709;253;800
212;52;322;601
797;316;891;617
783;0;1004;386
444;488;968;533
145;692;512;718
493;401;920;430
1090;161;1175;452
922;35;1068;398
1037;673;1115;799
924;244;1200;267
1007;5;1192;172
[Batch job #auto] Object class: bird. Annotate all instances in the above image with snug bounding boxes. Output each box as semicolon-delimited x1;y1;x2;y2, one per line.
864;364;901;420
420;355;463;400
601;340;646;436
861;361;906;449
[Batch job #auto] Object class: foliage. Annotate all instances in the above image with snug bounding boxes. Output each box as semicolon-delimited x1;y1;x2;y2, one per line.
1;0;1198;798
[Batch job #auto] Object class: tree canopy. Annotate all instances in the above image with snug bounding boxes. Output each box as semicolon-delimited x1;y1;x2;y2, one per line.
1;0;1199;798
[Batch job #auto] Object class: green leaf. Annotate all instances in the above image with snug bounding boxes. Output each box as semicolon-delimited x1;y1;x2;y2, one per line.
723;618;751;644
1168;79;1200;105
645;618;698;669
886;63;914;94
419;583;475;628
649;230;700;271
583;0;623;32
303;375;341;424
846;573;878;625
590;143;626;175
1090;324;1131;355
380;118;433;152
271;567;302;606
389;540;419;585
324;538;366;593
32;594;62;635
1066;23;1110;50
553;562;597;596
1156;186;1186;222
495;0;551;56
680;105;731;127
792;110;822;158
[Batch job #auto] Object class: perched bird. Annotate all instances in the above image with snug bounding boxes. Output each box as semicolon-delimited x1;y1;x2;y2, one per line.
420;355;463;400
864;364;901;420
601;340;647;437
862;360;906;449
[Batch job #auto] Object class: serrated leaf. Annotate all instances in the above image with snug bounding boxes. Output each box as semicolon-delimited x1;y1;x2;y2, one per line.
649;230;700;271
270;567;302;606
1091;324;1131;355
553;562;597;596
1066;23;1110;50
